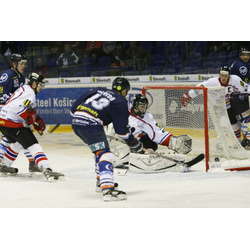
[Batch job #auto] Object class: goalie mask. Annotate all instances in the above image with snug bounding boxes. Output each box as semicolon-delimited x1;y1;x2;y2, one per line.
132;94;148;118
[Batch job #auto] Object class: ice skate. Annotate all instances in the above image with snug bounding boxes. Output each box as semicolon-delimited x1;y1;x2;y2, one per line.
44;168;65;182
0;165;18;176
95;180;118;193
29;162;42;173
103;189;127;202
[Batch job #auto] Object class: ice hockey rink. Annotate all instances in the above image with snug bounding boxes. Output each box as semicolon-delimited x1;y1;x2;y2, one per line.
1;131;250;208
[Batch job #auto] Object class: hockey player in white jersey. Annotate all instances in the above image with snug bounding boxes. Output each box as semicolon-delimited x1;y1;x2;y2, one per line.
112;94;192;173
181;66;250;144
0;54;40;172
0;72;64;181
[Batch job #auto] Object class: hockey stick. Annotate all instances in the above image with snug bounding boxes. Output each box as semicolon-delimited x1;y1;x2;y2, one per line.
106;134;205;168
36;123;61;136
241;123;250;147
48;123;61;134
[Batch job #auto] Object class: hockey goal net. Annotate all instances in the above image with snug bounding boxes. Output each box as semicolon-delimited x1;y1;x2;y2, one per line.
142;85;250;171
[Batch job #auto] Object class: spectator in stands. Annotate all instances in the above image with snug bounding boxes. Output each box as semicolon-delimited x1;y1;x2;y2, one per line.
124;41;150;71
47;42;61;61
102;42;117;56
84;41;103;65
208;42;238;53
57;42;79;76
34;57;48;78
110;42;125;68
109;42;125;76
230;47;250;83
71;41;85;59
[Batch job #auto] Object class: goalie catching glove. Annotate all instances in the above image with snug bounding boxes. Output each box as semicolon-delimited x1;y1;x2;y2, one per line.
168;134;192;154
34;115;46;132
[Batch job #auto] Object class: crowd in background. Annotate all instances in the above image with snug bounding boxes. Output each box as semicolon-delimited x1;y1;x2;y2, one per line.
0;41;249;78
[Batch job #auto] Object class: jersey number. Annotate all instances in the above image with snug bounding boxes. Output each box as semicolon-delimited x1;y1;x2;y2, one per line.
85;93;110;110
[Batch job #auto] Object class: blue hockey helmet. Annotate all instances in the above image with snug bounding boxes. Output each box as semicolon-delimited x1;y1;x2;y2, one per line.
239;47;250;55
10;53;27;63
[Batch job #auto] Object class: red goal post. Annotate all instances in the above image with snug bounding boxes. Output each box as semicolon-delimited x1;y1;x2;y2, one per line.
142;85;250;172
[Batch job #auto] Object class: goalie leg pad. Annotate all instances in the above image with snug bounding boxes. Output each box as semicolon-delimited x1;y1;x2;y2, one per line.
168;134;192;154
129;153;185;173
113;144;130;166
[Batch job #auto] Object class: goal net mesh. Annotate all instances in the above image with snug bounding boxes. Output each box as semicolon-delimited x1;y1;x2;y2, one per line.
143;86;250;171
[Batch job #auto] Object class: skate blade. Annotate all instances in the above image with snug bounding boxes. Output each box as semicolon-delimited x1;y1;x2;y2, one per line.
56;175;65;181
47;175;65;182
1;172;18;177
29;172;41;177
95;187;102;193
103;194;127;202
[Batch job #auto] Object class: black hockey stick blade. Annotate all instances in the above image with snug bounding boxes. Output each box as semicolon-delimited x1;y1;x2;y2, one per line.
185;153;205;167
48;123;61;134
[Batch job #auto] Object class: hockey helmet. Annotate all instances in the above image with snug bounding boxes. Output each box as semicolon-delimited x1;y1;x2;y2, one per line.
112;77;130;94
28;72;45;89
239;47;250;55
219;65;230;75
10;53;27;64
132;94;148;118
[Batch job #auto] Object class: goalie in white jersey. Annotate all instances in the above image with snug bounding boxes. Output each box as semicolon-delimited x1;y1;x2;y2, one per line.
112;94;192;173
181;66;250;144
0;72;64;181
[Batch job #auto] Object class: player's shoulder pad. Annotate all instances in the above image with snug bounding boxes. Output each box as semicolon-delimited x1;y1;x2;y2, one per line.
231;74;243;81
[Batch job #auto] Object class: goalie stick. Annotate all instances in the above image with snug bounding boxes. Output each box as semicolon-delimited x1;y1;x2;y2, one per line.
106;134;205;168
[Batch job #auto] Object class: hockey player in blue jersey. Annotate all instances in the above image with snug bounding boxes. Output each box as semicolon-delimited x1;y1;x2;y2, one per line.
71;77;144;201
0;53;41;172
230;47;250;83
0;53;26;108
229;47;250;146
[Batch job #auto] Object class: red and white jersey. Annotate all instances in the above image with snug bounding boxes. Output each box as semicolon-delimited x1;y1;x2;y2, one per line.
129;110;172;146
0;85;36;128
188;75;250;108
189;75;250;98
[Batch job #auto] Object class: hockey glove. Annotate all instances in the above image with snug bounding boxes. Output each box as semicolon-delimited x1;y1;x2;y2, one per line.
34;115;46;132
19;108;37;125
181;92;192;107
128;139;145;154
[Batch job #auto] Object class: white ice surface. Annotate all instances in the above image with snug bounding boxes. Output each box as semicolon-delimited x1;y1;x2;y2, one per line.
1;132;250;208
